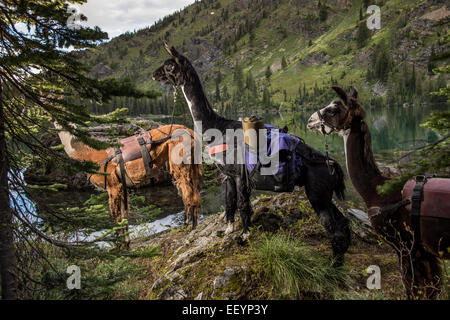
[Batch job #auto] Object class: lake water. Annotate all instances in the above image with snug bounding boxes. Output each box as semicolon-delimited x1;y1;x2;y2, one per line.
266;104;441;158
262;103;446;205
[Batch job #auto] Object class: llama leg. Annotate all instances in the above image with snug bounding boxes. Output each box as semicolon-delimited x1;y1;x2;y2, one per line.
305;176;348;266
120;190;130;249
236;176;252;242
399;246;442;299
224;177;237;234
192;206;200;229
330;203;351;265
191;165;201;229
184;206;191;226
170;165;201;229
107;186;124;250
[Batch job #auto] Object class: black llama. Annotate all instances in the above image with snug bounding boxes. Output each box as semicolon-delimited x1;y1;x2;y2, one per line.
153;43;351;266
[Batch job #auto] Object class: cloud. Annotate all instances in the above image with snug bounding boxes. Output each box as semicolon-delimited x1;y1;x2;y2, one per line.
78;0;195;38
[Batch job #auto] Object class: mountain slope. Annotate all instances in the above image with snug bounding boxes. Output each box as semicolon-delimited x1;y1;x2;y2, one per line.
79;0;449;112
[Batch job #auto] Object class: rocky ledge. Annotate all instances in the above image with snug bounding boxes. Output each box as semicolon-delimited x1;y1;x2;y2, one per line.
136;191;392;300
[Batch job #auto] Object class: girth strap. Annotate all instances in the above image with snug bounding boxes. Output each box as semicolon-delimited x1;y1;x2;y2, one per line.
411;174;435;247
115;147;128;210
137;136;153;182
99;155;114;189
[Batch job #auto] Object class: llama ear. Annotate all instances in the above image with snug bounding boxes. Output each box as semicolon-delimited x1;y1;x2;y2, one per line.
163;40;172;56
349;86;358;99
163;40;181;63
348;97;366;119
348;98;358;110
332;86;348;104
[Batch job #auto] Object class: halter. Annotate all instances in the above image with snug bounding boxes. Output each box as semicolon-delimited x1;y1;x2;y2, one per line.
315;109;340;176
316;109;340;135
163;64;179;87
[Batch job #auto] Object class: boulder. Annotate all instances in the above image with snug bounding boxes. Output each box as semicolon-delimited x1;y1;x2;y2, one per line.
211;266;249;300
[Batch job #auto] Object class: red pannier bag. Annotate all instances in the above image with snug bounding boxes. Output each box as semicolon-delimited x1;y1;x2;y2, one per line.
402;177;450;258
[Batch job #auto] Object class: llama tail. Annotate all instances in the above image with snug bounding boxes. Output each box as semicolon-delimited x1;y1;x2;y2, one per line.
333;161;346;201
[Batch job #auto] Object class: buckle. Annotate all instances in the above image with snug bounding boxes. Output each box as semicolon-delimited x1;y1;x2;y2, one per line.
137;137;146;145
415;175;426;183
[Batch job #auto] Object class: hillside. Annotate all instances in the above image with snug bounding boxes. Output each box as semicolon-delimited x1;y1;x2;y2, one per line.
78;0;449;116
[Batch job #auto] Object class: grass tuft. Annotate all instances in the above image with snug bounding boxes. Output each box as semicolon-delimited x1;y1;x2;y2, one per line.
252;233;350;299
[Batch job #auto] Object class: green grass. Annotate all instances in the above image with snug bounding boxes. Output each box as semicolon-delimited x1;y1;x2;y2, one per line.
252;233;350;299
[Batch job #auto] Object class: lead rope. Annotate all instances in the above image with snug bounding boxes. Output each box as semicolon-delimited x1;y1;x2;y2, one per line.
318;110;335;176
323;133;335;176
167;85;177;136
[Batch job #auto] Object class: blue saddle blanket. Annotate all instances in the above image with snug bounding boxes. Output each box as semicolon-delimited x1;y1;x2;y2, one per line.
246;125;302;178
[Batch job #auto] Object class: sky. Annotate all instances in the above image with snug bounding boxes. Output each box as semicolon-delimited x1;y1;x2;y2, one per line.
78;0;195;39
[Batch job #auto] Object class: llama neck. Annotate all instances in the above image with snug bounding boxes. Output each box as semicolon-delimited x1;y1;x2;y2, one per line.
341;119;396;207
181;74;230;133
54;121;106;162
54;121;77;157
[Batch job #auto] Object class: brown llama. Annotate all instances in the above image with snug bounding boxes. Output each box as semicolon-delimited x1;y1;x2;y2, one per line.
308;86;449;299
55;123;202;248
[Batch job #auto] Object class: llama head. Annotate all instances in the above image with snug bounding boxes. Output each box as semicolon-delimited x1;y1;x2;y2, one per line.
307;86;366;135
152;41;195;87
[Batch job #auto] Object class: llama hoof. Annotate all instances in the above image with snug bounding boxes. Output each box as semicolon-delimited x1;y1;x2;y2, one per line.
332;254;344;268
216;230;225;238
237;231;250;245
219;212;226;222
224;222;235;235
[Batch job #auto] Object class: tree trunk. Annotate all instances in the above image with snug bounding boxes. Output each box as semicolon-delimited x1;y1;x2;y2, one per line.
0;79;18;299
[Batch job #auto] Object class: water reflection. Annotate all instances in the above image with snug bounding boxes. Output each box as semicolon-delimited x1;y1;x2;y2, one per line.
267;103;443;157
262;103;447;206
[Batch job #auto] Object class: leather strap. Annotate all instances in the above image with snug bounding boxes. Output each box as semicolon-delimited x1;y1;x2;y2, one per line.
115;147;128;210
137;136;153;182
411;174;435;247
285;141;296;191
99;155;114;189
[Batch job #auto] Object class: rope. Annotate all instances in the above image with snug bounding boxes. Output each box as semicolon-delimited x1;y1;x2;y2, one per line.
317;110;336;176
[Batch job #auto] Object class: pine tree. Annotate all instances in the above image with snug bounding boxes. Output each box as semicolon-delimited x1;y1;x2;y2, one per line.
356;21;371;48
411;64;416;94
0;0;158;298
281;56;288;69
373;41;391;82
262;87;271;108
234;63;244;92
249;28;256;46
265;66;272;79
215;81;221;102
246;72;257;96
319;3;328;22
